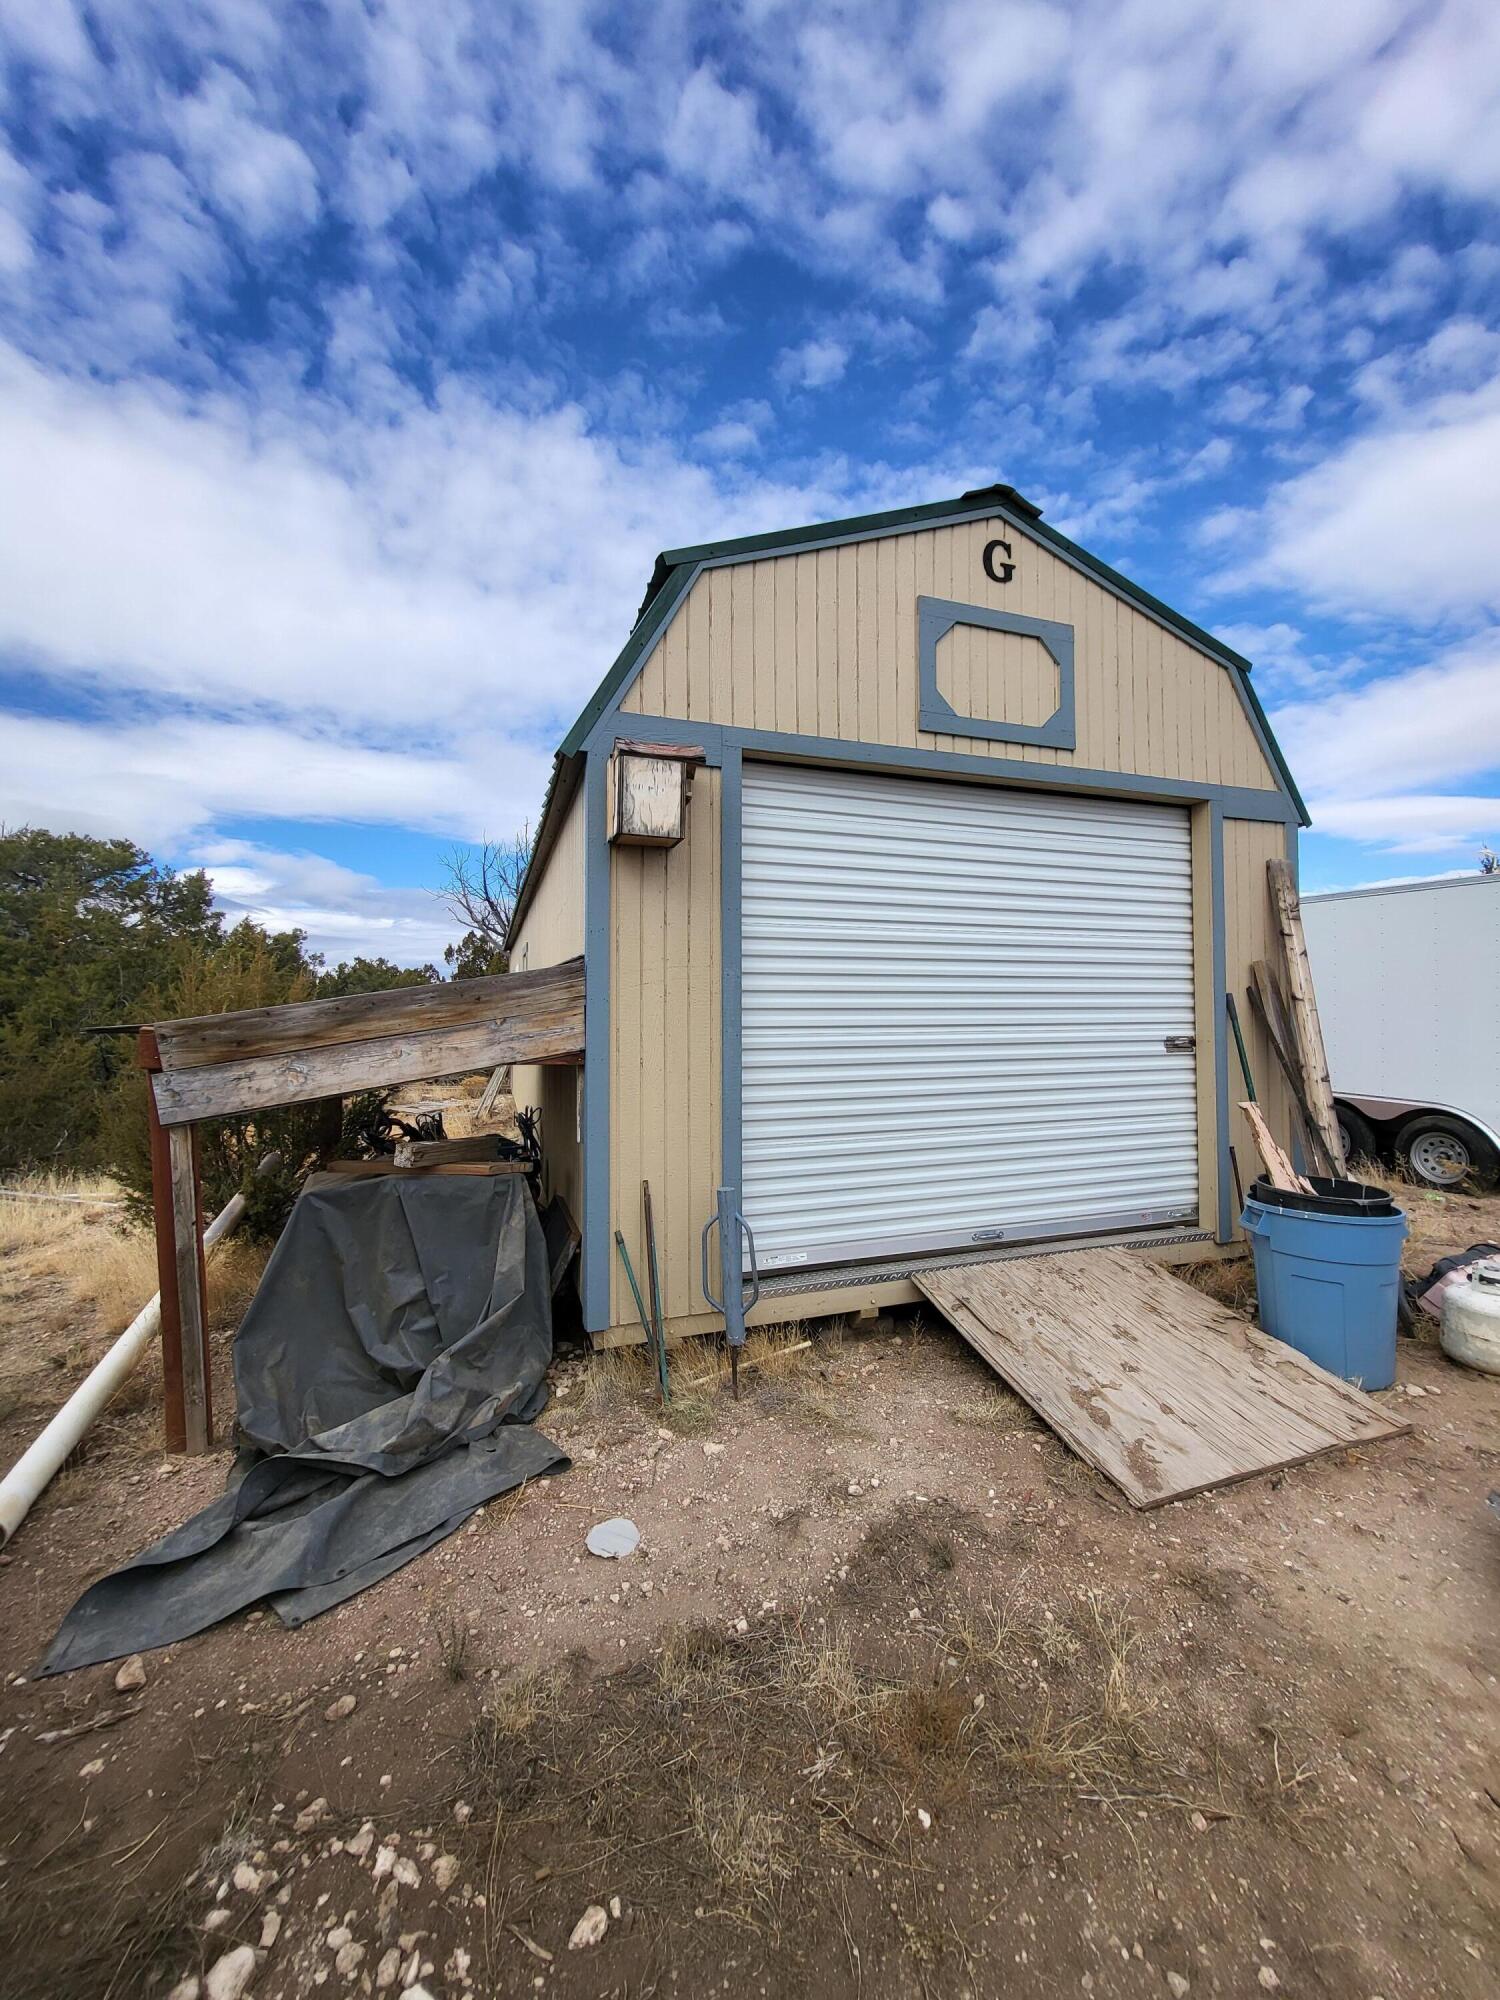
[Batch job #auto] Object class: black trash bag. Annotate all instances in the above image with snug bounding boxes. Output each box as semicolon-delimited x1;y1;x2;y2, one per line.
39;1173;567;1676
1411;1243;1500;1321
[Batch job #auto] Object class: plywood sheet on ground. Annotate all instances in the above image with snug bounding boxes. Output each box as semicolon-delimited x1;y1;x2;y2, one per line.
916;1248;1407;1507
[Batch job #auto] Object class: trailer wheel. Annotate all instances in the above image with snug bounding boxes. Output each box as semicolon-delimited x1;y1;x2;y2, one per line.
1335;1105;1378;1171
1395;1114;1499;1192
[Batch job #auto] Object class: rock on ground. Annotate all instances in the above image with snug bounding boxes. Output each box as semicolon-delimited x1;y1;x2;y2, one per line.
568;1904;609;1950
113;1654;147;1692
204;1946;257;2000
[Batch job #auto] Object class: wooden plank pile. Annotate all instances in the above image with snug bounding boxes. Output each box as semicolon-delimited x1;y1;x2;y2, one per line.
1239;861;1346;1192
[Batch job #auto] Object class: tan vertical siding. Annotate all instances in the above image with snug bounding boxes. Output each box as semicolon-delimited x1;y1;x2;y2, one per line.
622;515;1277;794
1222;819;1298;1223
608;768;722;1328
509;779;586;1215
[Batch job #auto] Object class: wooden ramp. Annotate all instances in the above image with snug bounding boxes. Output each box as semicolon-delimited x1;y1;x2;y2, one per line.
917;1248;1407;1508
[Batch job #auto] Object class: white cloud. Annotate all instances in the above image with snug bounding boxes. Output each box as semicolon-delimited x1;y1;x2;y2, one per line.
3;1;1496;392
0;142;37;274
0;709;553;850
964;302;1049;363
195;840;463;967
1272;636;1500;801
0;340;853;740
1;0;95;74
663;65;768;197
1307;796;1500;853
1255;377;1500;618
168;68;320;238
0;340;990;858
775;337;849;390
1214;620;1370;698
1271;634;1500;852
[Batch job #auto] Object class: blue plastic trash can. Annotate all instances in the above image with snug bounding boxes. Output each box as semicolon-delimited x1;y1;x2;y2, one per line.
1240;1192;1408;1389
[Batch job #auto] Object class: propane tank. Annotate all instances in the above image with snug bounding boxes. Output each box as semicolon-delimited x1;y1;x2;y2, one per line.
1440;1259;1500;1376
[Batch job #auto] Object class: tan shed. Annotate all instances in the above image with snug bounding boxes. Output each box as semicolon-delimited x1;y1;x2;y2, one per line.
508;483;1308;1348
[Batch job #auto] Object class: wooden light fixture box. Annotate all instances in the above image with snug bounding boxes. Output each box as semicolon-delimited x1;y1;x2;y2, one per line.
607;740;706;848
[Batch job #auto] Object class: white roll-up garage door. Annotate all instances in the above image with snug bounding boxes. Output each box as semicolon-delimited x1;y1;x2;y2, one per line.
741;763;1200;1272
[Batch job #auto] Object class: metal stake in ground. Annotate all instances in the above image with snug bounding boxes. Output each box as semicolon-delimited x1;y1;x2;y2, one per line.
614;1231;656;1358
641;1181;671;1404
1226;992;1257;1102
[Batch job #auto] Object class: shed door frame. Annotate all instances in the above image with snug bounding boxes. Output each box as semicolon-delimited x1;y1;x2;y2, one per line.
581;709;1296;1333
718;744;1224;1285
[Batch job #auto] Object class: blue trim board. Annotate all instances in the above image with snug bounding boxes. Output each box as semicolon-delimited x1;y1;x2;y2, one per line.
588;715;1298;823
580;749;612;1328
719;743;744;1218
1211;802;1231;1244
916;595;1076;749
560;560;703;758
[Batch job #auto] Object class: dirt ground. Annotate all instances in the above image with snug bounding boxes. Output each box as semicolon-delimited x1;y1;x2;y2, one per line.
1;1173;1498;2000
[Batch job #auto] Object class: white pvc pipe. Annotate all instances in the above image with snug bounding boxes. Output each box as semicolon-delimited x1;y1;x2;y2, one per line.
0;1154;280;1548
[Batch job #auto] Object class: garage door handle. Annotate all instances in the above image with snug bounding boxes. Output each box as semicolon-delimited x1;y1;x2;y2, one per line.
1164;1034;1196;1053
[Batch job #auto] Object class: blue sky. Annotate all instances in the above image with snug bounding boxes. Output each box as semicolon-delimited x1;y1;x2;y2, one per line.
1;1;1498;965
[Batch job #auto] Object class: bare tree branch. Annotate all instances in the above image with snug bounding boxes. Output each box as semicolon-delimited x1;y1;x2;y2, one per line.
440;826;534;950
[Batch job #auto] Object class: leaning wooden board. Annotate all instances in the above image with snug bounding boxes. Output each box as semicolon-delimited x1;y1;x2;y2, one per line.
917;1248;1407;1508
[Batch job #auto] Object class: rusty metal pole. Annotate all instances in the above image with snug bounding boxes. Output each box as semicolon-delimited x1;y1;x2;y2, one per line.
139;1029;186;1453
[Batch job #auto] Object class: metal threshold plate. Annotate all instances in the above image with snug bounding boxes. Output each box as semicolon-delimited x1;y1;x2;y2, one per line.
756;1224;1215;1298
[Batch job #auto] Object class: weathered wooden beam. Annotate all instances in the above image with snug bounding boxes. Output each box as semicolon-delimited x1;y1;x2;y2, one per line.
391;1134;503;1168
153;956;583;1071
141;1034;185;1455
1247;964;1338;1178
1266;861;1346;1175
169;1124;212;1454
151;968;584;1126
313;1160;527;1180
1240;1100;1313;1194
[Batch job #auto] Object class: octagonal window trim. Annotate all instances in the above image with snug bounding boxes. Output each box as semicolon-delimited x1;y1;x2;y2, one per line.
917;594;1076;749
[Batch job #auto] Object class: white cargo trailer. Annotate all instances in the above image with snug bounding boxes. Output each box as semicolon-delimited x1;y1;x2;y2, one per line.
1302;874;1500;1189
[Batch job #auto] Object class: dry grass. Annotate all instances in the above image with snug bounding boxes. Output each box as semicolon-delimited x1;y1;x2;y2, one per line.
435;1610;475;1683
1176;1252;1258;1315
63;1226;158;1333
572;1324;821;1436
437;1586;1264;1952
574;1340;663;1420
1380;1165;1500;1263
205;1237;271;1327
950;1381;1041;1432
0;1172;125;1257
457;1666;563;1816
686;1782;792;1919
688;1321;819;1389
43;1217;266;1338
0;1172;272;1451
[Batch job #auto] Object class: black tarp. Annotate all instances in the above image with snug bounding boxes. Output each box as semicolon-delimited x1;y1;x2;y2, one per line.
40;1171;566;1675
